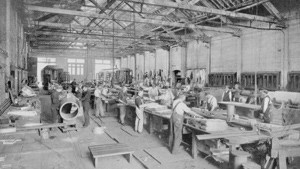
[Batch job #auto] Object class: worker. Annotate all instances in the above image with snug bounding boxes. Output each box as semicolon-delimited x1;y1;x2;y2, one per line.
159;87;175;108
50;85;63;123
118;86;128;124
204;92;218;111
71;79;77;94
232;82;241;102
183;78;191;92
260;90;272;123
148;84;159;100
135;89;146;133
221;85;232;102
81;85;91;127
170;94;198;154
220;85;232;109
94;83;104;117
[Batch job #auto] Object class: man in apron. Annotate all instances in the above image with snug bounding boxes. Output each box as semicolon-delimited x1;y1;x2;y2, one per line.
135;90;145;133
260;90;272;123
118;86;128;124
170;94;199;154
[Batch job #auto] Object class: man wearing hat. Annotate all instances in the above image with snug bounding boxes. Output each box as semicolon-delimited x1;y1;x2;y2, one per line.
260;89;272;123
81;85;91;127
51;85;63;123
170;94;199;154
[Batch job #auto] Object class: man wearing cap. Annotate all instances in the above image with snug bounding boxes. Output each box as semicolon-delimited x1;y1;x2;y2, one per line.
135;89;145;133
260;90;272;123
170;94;198;154
51;85;63;123
94;83;104;117
118;86;128;124
81;86;91;127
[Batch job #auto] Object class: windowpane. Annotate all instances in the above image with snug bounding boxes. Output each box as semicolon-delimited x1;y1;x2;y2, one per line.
103;60;110;64
95;59;102;64
68;59;76;63
77;59;85;63
81;67;84;75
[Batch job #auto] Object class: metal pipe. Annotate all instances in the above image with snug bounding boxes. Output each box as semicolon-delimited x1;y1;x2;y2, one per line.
59;97;80;121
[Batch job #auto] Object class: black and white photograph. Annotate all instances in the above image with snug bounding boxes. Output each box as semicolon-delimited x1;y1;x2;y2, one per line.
0;0;300;168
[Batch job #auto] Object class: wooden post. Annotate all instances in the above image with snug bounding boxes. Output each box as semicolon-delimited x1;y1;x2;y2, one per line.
191;131;197;159
227;104;235;122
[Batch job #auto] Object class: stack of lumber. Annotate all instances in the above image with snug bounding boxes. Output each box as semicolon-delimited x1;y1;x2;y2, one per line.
144;103;168;112
188;118;228;132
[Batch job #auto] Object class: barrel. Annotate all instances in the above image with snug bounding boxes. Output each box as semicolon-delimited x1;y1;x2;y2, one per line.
59;96;80;121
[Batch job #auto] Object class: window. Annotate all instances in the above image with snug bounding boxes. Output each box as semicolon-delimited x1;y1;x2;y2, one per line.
95;59;112;77
68;59;85;75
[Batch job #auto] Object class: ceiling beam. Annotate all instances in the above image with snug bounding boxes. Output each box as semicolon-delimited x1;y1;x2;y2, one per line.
262;2;283;20
26;5;237;34
31;31;175;45
29;21;205;41
119;0;276;23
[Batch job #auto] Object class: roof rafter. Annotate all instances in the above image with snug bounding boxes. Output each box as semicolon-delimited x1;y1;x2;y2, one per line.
26;5;237;34
119;0;277;23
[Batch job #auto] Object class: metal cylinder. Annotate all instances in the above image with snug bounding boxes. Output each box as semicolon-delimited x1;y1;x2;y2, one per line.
59;96;80;121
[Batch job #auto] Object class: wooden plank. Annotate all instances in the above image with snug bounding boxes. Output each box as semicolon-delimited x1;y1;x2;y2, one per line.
133;150;161;169
89;143;128;150
26;5;236;33
196;131;258;140
144;147;192;164
121;0;276;23
218;101;261;110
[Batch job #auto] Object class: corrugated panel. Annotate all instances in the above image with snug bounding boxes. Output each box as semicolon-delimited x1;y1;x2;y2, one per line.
242;30;282;72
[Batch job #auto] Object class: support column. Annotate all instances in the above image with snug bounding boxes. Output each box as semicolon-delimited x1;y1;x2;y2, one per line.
206;40;212;85
281;30;289;89
236;37;242;83
5;0;10;77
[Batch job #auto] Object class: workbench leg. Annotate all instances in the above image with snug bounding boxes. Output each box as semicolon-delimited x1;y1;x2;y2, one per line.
191;131;197;159
149;115;153;134
94;157;98;168
126;153;132;163
278;151;287;169
168;120;172;148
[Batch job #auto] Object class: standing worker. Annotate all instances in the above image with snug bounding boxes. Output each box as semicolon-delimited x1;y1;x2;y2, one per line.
220;85;232;109
148;84;159;100
71;79;77;94
81;85;91;127
94;83;104;117
135;89;146;133
260;90;272;123
170;94;198;154
118;86;128;124
50;85;63;123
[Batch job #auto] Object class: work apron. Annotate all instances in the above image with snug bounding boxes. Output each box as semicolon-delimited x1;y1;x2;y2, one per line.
169;102;184;153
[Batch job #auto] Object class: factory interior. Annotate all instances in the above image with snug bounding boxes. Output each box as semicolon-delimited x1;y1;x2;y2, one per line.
1;0;300;169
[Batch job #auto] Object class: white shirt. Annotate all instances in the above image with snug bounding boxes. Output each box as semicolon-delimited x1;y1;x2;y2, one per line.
102;88;109;97
262;96;271;113
172;99;191;116
206;95;218;111
94;88;102;98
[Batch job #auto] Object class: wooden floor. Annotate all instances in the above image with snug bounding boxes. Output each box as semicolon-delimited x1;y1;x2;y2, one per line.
2;94;299;169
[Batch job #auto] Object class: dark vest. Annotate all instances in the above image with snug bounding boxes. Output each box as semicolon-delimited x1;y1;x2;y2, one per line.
223;91;231;101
